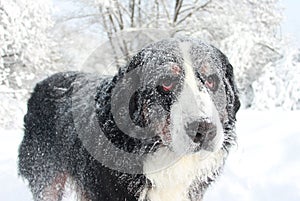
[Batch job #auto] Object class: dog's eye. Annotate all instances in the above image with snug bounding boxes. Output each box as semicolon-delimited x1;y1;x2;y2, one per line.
157;76;177;94
161;80;174;92
205;74;220;92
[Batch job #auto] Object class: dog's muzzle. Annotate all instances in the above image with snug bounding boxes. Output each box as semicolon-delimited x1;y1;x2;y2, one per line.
185;119;217;151
168;88;224;154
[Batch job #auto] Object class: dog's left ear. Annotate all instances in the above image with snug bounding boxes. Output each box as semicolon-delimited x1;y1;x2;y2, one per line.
224;61;241;121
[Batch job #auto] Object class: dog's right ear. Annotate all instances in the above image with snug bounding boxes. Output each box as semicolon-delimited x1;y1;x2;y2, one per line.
224;62;241;121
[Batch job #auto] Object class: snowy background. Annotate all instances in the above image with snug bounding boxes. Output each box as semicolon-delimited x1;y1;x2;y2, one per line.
1;0;300;200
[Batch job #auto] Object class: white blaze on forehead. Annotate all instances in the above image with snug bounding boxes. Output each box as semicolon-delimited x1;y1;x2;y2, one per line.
179;42;213;115
170;42;219;154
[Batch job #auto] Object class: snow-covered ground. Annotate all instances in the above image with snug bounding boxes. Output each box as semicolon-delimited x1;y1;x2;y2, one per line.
0;110;299;201
206;110;300;201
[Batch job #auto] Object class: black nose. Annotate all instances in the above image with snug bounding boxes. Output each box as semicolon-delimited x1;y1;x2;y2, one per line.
186;120;217;144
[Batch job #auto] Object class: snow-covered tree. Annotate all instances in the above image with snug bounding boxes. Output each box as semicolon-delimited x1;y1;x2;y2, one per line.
210;0;283;108
252;46;300;110
0;0;60;128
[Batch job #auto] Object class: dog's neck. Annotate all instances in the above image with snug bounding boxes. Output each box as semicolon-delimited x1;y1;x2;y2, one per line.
140;147;225;201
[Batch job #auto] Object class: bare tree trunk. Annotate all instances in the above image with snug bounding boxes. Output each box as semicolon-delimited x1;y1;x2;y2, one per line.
173;0;183;24
130;0;135;27
100;7;120;68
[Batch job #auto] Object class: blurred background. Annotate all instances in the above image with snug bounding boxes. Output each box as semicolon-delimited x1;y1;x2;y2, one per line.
0;0;299;200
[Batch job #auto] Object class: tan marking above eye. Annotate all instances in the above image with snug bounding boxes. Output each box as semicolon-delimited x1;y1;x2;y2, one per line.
200;65;209;74
170;64;182;75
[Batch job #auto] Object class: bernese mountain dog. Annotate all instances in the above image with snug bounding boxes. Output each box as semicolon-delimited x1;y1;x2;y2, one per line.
18;38;240;201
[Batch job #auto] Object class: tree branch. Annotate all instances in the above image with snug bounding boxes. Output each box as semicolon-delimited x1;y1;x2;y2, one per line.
99;7;120;68
129;0;135;27
138;0;142;26
115;2;124;30
59;14;98;23
257;42;282;56
176;0;212;25
179;0;200;14
155;0;159;27
107;10;118;33
173;0;183;24
160;0;171;23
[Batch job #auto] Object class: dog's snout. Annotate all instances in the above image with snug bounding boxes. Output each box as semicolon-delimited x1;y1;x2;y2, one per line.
186;120;217;144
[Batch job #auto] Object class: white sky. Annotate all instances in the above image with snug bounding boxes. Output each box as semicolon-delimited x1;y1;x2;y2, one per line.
282;0;300;46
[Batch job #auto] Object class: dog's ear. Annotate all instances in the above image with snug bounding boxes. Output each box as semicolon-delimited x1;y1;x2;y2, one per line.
224;61;241;121
115;51;145;79
96;51;159;154
111;65;142;130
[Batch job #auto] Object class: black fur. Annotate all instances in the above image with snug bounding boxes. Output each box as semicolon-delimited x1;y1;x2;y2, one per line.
19;72;148;200
18;38;240;201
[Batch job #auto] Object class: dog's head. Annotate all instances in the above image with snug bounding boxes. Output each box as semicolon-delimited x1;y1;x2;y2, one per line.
96;38;240;162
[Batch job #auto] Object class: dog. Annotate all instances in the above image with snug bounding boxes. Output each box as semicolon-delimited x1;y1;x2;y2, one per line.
18;37;240;201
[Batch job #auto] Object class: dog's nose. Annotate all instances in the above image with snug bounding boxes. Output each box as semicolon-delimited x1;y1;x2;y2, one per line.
185;120;217;145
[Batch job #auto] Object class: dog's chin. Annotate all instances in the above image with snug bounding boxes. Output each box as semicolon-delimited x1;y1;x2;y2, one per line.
143;131;223;175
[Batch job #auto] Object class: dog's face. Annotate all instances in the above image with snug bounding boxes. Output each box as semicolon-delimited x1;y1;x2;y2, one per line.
108;38;240;159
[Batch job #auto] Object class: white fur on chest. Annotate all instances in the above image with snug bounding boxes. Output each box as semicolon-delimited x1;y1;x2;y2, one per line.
142;148;225;201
